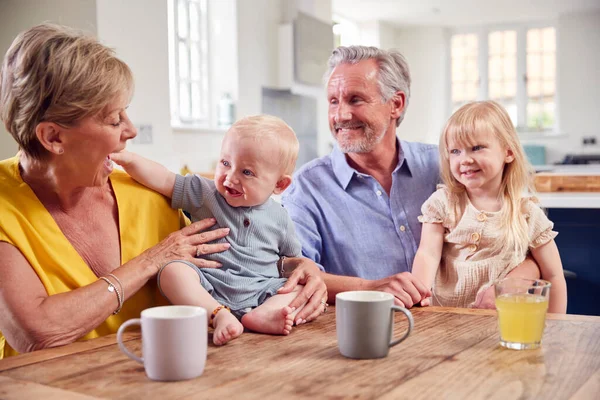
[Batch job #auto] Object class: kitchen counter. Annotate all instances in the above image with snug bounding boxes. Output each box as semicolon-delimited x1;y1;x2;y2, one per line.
537;192;600;208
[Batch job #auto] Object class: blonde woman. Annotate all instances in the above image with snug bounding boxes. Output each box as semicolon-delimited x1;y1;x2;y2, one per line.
0;24;325;358
412;101;567;313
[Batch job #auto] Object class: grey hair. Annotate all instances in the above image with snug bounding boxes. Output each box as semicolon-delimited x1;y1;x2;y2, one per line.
324;46;411;126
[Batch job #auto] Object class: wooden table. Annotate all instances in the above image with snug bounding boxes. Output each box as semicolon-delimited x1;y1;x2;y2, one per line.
1;307;599;399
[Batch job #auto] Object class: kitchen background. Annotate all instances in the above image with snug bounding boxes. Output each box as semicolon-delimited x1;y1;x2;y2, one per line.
1;0;599;171
0;0;599;314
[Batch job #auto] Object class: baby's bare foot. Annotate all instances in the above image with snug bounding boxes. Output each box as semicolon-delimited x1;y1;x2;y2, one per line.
241;306;295;335
213;309;243;345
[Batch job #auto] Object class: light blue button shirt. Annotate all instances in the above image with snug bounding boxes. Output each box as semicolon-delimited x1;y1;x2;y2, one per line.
282;139;440;280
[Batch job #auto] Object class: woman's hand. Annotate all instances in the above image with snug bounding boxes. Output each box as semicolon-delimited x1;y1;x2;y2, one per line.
277;257;328;325
139;218;230;273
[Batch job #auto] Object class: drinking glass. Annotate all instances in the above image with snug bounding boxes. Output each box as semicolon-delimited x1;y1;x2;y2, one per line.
494;278;551;350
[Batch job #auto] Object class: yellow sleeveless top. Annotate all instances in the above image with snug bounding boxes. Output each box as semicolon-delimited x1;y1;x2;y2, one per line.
0;156;185;358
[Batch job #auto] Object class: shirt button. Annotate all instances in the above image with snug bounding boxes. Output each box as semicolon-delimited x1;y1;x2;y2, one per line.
468;244;477;253
476;213;487;222
471;232;480;242
243;219;250;227
376;190;382;196
399;225;406;232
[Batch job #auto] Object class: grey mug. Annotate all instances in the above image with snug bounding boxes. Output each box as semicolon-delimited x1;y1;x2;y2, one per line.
336;291;414;359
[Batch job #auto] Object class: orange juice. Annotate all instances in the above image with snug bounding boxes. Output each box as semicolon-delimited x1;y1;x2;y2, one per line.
495;293;548;346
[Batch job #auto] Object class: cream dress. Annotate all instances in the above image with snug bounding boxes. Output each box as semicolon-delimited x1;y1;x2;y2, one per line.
418;185;558;308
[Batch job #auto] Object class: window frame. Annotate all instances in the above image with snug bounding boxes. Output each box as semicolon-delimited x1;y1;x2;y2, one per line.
448;21;559;135
169;0;211;128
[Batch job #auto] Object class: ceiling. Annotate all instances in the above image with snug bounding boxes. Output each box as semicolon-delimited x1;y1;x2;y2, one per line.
332;0;600;27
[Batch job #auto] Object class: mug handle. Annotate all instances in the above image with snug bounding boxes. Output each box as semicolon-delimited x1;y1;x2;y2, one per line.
117;319;143;364
389;306;414;348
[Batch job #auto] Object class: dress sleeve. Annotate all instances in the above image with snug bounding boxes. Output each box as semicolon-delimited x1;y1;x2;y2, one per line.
418;186;450;226
524;198;558;248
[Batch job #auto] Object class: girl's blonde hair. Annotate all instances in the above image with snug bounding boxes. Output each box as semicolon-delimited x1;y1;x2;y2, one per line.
0;23;134;160
439;101;536;256
227;115;299;175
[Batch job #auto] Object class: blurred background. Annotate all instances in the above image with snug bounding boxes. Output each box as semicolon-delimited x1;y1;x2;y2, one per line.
1;0;599;172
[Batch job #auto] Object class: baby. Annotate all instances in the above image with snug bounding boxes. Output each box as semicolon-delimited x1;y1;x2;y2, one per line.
111;115;308;344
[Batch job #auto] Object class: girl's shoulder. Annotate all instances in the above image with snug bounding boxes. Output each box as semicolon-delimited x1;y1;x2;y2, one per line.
519;195;545;219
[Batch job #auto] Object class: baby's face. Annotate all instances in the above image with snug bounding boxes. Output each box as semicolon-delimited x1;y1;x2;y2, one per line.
214;135;284;208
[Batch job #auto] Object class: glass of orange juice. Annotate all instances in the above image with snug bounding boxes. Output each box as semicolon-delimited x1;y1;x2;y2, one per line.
494;278;551;350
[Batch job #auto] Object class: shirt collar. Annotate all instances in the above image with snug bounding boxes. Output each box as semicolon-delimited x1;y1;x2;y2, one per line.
331;138;413;190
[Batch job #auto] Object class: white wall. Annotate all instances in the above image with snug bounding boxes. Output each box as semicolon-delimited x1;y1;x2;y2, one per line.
393;27;449;145
0;0;97;160
96;0;176;168
521;10;600;163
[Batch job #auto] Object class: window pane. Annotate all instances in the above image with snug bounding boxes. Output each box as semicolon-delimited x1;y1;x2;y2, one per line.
528;80;541;97
543;80;555;96
179;83;190;119
527;53;541;79
178;41;189;79
526;27;556;130
451;33;479;109
189;1;199;41
543;28;556;51
191;42;200;80
488;30;516;125
527;29;539;52
177;0;188;39
191;83;201;119
542;54;555;78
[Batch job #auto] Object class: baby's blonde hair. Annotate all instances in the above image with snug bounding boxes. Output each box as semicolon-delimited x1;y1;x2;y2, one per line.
226;115;299;175
439;101;536;256
0;23;133;160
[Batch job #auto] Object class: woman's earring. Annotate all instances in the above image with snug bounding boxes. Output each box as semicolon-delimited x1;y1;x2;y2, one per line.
58;148;64;155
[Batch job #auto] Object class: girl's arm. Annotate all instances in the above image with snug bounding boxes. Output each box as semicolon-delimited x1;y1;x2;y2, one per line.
411;222;445;305
110;151;176;198
530;240;567;313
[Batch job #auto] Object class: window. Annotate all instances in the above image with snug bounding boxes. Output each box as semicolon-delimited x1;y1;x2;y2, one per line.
526;27;556;130
488;30;517;124
169;0;209;126
450;25;557;132
451;33;479;111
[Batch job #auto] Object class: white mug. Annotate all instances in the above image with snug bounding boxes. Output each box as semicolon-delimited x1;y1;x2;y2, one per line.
336;291;414;359
117;305;207;381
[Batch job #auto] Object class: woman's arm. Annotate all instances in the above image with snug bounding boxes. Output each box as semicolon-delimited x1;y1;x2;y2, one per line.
530;240;567;313
110;151;176;198
0;219;230;353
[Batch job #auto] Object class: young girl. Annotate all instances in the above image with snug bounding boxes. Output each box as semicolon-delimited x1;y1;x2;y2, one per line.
412;101;567;313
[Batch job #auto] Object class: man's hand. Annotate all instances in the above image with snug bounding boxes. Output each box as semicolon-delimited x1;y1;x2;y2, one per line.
472;285;496;309
277;258;327;325
370;272;431;308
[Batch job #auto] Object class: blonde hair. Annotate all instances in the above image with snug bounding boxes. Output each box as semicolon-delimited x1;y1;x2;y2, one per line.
439;101;536;256
226;115;299;175
0;23;134;160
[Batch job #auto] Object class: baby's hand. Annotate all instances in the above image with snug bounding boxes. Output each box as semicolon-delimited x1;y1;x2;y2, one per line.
109;150;134;167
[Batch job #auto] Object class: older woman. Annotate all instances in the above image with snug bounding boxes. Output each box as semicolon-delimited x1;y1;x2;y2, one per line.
0;23;326;358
